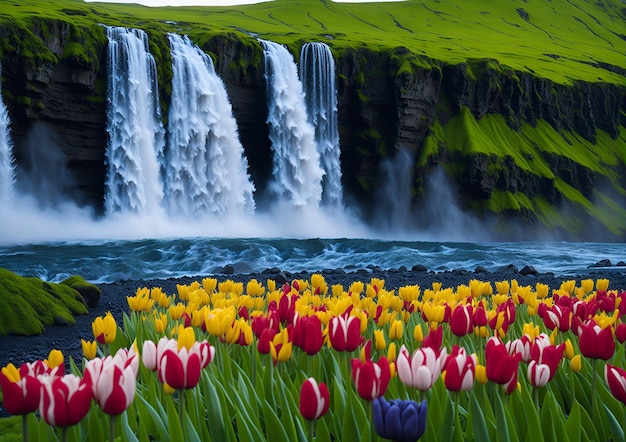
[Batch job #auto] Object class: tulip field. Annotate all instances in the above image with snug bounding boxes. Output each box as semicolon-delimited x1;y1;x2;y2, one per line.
1;275;625;441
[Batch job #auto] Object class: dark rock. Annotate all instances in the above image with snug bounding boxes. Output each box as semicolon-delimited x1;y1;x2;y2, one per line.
412;264;428;272
590;259;612;268
474;266;489;273
519;265;538;275
498;264;519;274
273;272;288;285
617;261;626;267
222;264;235;275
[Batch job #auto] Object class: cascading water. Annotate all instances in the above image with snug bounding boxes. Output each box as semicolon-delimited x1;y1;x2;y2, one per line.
260;39;324;208
299;42;343;208
165;33;255;216
0;64;15;201
104;26;165;215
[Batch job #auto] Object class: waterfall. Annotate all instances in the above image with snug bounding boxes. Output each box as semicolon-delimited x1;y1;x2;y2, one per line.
299;42;343;208
260;39;324;207
0;64;15;201
165;33;255;216
104;26;165;215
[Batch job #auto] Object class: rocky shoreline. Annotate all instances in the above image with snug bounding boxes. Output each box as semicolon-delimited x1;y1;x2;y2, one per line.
1;264;625;373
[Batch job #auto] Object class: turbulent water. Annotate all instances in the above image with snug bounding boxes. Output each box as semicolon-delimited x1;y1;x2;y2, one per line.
0;238;623;284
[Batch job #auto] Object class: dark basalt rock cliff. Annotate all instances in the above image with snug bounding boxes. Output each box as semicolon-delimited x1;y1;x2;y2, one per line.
1;18;625;238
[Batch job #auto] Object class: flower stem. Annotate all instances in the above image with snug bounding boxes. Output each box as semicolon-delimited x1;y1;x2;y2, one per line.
179;389;186;434
60;427;68;442
22;414;28;442
307;419;316;442
591;359;597;420
533;386;539;411
109;414;117;442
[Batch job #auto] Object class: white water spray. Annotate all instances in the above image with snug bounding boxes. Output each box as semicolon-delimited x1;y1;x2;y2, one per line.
165;33;255;216
104;26;165;215
299;42;343;208
0;64;15;201
260;39;324;207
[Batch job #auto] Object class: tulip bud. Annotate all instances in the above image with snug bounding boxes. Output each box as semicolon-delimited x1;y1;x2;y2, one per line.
564;339;574;360
81;339;98;361
45;349;64;369
570;354;582;373
413;324;423;342
299;378;330;420
475;364;488;384
389;319;403;340
373;329;387;351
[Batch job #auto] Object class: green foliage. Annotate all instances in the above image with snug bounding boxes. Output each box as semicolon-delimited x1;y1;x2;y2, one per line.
0;268;89;336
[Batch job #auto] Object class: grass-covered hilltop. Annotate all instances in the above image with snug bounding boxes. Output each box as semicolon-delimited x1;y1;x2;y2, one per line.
0;0;624;240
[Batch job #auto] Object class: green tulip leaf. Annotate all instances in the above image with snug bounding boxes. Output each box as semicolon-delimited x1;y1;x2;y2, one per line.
121;410;140;442
469;389;492;442
602;403;623;442
262;400;291;442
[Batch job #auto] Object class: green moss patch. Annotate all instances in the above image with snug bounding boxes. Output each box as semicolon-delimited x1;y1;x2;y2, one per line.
0;269;89;336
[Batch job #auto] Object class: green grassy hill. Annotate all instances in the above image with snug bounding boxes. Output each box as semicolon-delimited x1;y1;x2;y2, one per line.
2;0;624;85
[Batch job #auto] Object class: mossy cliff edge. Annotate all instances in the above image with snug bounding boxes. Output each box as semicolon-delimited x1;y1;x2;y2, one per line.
0;0;624;240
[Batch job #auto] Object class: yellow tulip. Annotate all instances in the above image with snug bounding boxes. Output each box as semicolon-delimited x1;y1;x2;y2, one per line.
564;339;574;360
389;361;397;378
474;326;489;338
177;327;195;351
246;279;265;296
492;293;508;307
398;285;420;302
154;313;167;334
570;354;582;373
495;280;510;296
311;274;328;295
202;277;218;293
374;329;387;351
81;339;97;360
580;279;594;294
522;323;540;339
1;363;20;382
163;382;175;395
535;283;549;299
389;319;403;340
475;364;488;384
432;282;442;292
348;281;364;296
413;324;423;342
168;302;184;321
92;312;117;345
45;349;64;369
596;279;609;292
387;342;397;362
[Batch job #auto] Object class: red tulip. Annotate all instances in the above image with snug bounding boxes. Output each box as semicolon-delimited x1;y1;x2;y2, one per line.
84;347;139;416
578;319;615;360
329;315;362;352
293;314;325;356
615;323;626;344
158;335;214;390
485;337;521;394
605;364;626;405
422;325;444;357
38;373;92;427
442;345;476;392
0;363;42;415
528;339;564;383
450;304;474;337
299;377;330;420
258;328;277;355
351;356;391;401
542;304;572;332
505;335;533;362
473;302;488;327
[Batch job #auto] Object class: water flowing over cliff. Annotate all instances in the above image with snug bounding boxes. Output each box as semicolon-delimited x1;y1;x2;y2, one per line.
260;39;324;208
104;26;165;216
165;33;255;217
0;66;15;201
299;42;343;209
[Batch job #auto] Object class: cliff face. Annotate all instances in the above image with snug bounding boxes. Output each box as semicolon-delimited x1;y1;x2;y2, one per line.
1;18;625;238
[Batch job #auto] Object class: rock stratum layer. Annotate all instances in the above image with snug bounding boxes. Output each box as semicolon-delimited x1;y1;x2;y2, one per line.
0;0;624;240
